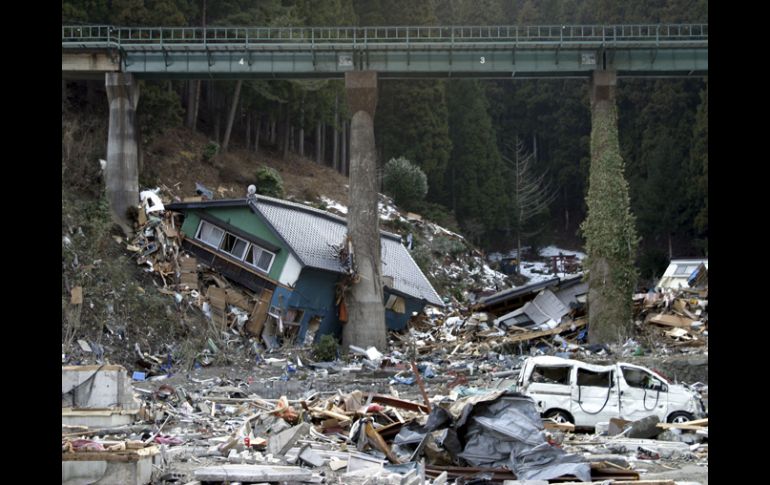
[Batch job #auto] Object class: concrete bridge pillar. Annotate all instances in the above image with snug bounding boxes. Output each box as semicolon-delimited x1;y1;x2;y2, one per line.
105;73;140;232
590;69;617;109
585;69;636;343
342;71;387;350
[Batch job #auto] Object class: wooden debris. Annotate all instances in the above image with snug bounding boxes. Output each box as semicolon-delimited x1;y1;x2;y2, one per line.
648;313;695;328
543;420;575;432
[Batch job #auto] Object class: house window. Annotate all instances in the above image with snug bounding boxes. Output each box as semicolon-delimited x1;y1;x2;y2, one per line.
195;220;275;273
674;264;699;276
197;220;224;248
245;244;275;273
221;233;248;260
385;294;406;314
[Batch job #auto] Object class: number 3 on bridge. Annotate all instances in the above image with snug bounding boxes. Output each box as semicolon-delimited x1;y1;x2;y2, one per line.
480;56;486;64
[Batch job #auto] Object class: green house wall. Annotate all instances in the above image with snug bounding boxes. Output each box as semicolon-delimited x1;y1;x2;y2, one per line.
180;206;289;282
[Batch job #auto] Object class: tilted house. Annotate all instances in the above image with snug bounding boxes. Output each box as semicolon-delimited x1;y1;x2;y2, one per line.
166;194;443;343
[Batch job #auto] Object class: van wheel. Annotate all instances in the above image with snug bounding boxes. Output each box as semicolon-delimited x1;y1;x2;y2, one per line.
544;409;574;424
667;411;695;424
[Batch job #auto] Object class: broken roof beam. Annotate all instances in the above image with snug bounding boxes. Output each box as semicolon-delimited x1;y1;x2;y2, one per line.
501;318;588;345
369;394;430;414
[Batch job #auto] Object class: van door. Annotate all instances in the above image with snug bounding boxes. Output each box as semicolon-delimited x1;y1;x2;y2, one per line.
571;366;621;427
618;365;668;422
523;363;573;417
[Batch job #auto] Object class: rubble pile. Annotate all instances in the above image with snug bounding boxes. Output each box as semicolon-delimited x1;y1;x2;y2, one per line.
632;285;708;354
62;189;708;484
62;361;707;484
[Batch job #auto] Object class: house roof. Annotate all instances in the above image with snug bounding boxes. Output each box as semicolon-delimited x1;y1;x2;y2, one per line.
476;274;584;309
168;196;444;307
495;288;570;330
657;258;708;290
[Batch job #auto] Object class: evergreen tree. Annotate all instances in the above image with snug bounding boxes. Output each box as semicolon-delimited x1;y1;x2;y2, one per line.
377;81;452;202
371;1;452;203
689;81;708;249
446;80;509;245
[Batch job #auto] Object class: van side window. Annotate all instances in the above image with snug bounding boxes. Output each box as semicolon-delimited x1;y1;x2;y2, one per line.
531;365;570;385
577;368;613;387
621;366;667;392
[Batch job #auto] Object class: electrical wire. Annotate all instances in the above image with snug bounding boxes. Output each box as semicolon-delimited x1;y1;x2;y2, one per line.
577;372;613;415
642;386;661;411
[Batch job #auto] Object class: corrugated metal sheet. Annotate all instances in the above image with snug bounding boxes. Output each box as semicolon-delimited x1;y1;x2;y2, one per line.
554;280;588;309
252;195;444;307
495;289;568;329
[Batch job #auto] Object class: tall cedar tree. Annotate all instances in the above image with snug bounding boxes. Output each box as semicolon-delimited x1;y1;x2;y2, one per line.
370;1;453;203
446;80;510;246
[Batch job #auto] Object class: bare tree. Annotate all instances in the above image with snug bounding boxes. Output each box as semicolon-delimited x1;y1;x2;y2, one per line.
222;80;243;152
502;137;558;273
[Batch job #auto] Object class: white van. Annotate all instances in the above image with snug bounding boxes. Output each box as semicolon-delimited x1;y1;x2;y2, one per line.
517;356;706;428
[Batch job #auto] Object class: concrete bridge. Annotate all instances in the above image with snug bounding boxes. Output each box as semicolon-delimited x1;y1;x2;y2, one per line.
63;24;707;79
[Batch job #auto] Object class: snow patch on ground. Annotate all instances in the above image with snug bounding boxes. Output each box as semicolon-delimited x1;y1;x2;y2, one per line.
320;196;348;215
539;245;586;260
518;261;557;284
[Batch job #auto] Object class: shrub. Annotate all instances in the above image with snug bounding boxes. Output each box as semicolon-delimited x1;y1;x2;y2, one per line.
382;157;428;211
203;141;219;161
313;334;338;361
254;166;285;198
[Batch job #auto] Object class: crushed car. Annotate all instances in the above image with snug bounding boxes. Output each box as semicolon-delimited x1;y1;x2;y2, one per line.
517;355;706;428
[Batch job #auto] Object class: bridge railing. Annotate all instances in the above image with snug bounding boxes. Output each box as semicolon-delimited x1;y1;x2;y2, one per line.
62;24;708;47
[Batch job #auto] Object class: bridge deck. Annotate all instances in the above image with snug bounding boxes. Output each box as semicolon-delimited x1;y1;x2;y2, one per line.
62;24;708;79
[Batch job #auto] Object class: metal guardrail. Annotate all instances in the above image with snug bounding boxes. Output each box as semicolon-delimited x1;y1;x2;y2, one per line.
62;24;708;47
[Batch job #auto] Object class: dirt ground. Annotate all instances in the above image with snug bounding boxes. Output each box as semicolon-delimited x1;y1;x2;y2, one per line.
144;128;350;205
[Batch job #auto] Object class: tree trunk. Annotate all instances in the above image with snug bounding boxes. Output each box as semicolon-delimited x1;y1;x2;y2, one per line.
516;141;521;274
333;94;339;171
270;118;276;144
299;127;305;157
185;80;195;128
254;116;261;155
299;96;305;157
340;118;347;175
283;106;290;160
320;123;326;165
245;112;251;151
315;121;322;164
191;80;201;131
208;81;215;138
222;80;242;152
668;234;673;259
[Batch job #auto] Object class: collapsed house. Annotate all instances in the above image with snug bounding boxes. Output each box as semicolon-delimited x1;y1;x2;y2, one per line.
657;259;708;291
166;193;443;343
474;275;588;331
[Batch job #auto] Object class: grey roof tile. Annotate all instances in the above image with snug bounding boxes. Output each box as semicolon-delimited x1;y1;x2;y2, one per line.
252;195;443;306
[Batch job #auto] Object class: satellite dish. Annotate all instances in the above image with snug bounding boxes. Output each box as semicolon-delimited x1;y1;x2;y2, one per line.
247;184;257;196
